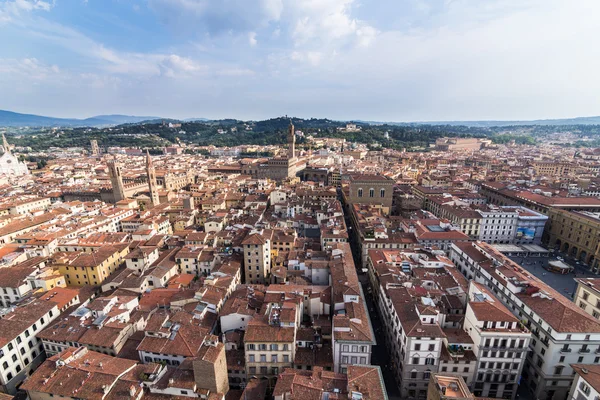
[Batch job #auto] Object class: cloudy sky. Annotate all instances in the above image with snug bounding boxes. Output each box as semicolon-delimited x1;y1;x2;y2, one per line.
0;0;599;121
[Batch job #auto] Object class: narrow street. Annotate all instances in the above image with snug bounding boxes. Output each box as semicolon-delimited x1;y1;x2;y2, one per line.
341;192;403;400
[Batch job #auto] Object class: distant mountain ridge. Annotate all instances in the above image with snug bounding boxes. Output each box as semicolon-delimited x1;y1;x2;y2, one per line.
0;110;165;127
354;116;600;127
2;108;600;128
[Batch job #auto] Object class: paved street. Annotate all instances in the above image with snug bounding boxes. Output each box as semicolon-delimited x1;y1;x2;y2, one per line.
508;253;596;299
359;272;403;400
341;190;403;400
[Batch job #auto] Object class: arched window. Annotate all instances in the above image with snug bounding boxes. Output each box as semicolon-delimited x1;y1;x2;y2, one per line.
369;188;374;198
380;188;385;198
358;188;363;198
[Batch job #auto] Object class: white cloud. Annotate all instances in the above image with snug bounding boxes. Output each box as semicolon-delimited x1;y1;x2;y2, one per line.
248;31;258;47
0;58;63;81
1;0;600;121
0;0;52;22
158;54;206;77
291;51;323;66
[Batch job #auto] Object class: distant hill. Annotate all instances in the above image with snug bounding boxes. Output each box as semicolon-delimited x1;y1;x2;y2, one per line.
3;108;600;128
0;110;163;127
359;116;600;127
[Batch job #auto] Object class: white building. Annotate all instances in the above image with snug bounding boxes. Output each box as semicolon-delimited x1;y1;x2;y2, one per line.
0;299;59;394
0;134;30;178
464;281;531;399
477;205;518;244
451;241;600;400
568;364;600;400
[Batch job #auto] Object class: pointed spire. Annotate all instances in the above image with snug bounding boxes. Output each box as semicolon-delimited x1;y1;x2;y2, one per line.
146;149;152;167
2;133;9;153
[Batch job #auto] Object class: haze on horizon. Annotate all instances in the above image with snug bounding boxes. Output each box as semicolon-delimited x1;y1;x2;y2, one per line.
0;0;599;122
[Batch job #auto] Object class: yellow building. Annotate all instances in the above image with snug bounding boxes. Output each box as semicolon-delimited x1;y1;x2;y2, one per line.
53;244;130;286
547;208;600;271
532;161;573;177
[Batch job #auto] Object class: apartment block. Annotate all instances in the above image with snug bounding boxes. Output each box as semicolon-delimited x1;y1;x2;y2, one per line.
451;241;600;400
0;299;60;394
464;281;531;399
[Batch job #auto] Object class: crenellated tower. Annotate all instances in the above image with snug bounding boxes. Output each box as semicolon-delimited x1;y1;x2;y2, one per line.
287;120;296;159
107;160;126;202
146;150;160;206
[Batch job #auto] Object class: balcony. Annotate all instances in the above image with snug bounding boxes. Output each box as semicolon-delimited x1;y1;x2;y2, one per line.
560;348;572;353
579;348;591;354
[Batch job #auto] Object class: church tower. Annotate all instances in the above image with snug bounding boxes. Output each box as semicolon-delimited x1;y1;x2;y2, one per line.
287;120;296;159
107;160;126;202
146;150;160;206
1;133;10;154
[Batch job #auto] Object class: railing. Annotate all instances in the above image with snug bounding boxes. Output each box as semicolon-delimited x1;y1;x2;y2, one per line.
560;348;572;353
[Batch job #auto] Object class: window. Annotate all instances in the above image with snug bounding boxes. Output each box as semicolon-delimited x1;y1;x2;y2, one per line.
414;344;421;351
425;358;435;365
248;355;255;362
380;189;385;198
357;188;363;198
260;354;266;362
554;366;563;375
369;188;374;198
283;355;289;363
271;355;278;362
412;357;419;364
580;381;591;395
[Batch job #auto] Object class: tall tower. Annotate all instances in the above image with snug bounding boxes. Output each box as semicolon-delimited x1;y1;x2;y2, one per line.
1;133;10;154
107;160;126;203
146;150;160;206
90;140;99;156
287;120;296;159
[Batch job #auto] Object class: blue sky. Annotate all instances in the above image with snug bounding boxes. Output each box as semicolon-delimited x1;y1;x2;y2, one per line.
0;0;599;121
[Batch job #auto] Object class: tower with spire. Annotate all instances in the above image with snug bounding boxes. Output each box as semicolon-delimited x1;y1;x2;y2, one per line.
1;133;10;154
146;150;160;207
287;120;296;160
107;160;126;203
